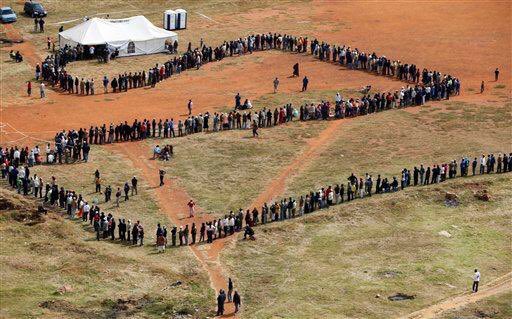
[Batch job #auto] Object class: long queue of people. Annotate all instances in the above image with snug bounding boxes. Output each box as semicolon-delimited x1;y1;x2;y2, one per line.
0;131;91;167
35;32;459;102
2;152;509;250
0;165;148;246
159;152;510;249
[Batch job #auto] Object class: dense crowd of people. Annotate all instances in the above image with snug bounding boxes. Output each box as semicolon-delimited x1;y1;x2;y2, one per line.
154;153;511;248
34;32;460;104
1;147;509;257
0;130;91;167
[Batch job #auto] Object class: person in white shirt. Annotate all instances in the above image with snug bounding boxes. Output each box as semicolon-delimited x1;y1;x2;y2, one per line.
82;202;90;222
40;82;46;98
480;155;486;174
153;145;161;159
472;269;481;292
335;92;342;105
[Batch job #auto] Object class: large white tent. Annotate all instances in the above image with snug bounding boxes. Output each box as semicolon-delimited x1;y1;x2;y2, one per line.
58;16;178;57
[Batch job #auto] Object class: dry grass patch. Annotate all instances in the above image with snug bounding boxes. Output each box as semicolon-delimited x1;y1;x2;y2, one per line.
438;291;512;319
0;187;213;318
222;174;512;318
148;120;327;212
284;101;511;197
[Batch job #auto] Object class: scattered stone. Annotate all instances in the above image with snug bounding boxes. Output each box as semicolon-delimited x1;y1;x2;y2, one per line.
171;280;182;287
57;285;73;295
475;309;499;318
388;293;415;301
445;192;458;200
438;230;452;238
474;190;490;201
375;294;381;298
382;270;401;278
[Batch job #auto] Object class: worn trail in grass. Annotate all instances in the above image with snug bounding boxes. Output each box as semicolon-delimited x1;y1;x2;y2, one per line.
248;118;344;208
403;272;512;319
109;141;238;318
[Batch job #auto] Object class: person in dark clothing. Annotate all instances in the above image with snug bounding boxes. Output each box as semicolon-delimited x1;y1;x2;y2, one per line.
302;76;309;91
159;169;166;186
233;291;241;313
292;63;299;77
227;278;234;302
494;68;499;81
171;226;177;246
123;182;130;201
132;222;139;245
131;176;138;195
191;223;197;244
217;289;226;316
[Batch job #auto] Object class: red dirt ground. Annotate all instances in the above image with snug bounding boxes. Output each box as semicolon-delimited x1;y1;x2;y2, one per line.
2;2;510;143
1;1;510;317
110;142;237;317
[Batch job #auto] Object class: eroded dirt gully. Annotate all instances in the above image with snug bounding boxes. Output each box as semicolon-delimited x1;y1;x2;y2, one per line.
109;142;237;318
402;272;512;319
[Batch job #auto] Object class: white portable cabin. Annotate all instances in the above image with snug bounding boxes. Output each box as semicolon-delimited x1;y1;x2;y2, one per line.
163;10;176;31
163;9;187;30
175;9;187;30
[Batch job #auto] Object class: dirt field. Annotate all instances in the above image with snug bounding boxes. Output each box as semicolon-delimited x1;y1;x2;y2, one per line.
1;0;511;318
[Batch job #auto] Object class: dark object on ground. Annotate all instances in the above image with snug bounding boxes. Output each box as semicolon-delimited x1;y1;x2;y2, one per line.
474;189;490;201
388;293;415;301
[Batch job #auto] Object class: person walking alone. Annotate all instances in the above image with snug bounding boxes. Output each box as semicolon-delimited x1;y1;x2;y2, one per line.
187;99;193;116
252;121;259;137
188;199;196;218
494;68;499;81
472;269;481;293
302;76;309;92
273;77;279;93
159;169;165;186
40;82;46;98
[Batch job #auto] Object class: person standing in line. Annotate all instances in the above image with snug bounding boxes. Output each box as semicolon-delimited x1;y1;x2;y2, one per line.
494;68;499;81
273;77;279;93
472;269;480;293
233;291;241;313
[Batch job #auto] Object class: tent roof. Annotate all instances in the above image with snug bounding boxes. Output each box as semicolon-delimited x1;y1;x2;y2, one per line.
59;15;177;46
